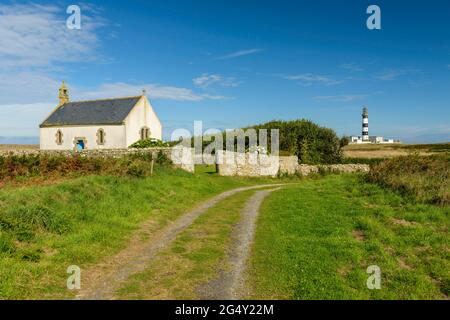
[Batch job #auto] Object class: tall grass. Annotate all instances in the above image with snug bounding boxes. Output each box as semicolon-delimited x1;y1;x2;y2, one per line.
0;167;257;299
367;154;449;205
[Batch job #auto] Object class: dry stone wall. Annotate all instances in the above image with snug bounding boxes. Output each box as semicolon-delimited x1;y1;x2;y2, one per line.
216;151;370;177
216;151;297;177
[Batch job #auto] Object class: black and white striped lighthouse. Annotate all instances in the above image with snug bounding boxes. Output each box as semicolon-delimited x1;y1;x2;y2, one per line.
362;107;369;141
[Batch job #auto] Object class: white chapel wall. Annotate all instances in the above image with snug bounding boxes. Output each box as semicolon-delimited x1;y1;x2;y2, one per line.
124;96;163;146
40;125;126;150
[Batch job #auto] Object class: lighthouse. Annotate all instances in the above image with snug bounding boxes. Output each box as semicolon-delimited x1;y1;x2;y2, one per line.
362;107;369;142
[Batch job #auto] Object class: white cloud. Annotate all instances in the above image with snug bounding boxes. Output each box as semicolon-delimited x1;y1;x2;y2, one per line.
192;73;239;89
0;102;54;136
312;94;366;102
0;3;105;70
339;63;363;72
74;82;226;101
216;48;263;60
0;72;61;104
0;3;230;137
0;80;227;136
0;73;226;109
447;64;450;70
376;68;419;81
281;73;341;86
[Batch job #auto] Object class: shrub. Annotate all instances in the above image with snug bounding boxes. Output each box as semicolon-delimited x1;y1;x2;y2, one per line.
341;157;387;165
192;119;342;164
0;152;173;182
129;138;172;148
340;136;351;148
367;154;450;205
126;160;150;178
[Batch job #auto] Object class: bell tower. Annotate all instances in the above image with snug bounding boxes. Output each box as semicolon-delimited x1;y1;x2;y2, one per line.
59;81;70;106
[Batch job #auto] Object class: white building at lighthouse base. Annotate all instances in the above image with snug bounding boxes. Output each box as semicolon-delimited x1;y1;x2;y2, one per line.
350;136;399;144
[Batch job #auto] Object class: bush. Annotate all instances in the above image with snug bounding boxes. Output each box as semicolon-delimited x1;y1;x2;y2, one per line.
129;138;172;149
0;152;173;182
367;154;450;205
193;119;342;164
341;157;387;165
126;160;150;178
340;136;350;148
248;119;342;164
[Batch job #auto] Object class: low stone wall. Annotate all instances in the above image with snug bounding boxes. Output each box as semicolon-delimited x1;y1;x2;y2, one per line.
0;147;195;173
296;164;370;176
215;151;370;177
279;156;299;175
216;151;298;177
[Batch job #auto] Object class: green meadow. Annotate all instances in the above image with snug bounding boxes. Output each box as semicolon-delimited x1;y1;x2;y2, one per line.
0;153;448;299
0;165;265;299
247;174;449;299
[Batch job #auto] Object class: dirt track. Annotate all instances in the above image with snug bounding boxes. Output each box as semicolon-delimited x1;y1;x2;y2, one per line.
197;187;281;299
76;184;285;300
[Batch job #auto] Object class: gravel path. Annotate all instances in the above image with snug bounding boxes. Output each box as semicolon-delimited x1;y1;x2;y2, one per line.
76;184;284;300
198;187;281;299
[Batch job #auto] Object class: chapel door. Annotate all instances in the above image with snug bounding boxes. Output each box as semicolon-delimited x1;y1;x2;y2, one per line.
76;140;85;151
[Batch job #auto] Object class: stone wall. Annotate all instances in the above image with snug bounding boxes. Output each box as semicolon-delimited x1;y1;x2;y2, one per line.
216;151;298;177
296;163;370;176
215;151;370;177
0;147;195;173
279;156;299;175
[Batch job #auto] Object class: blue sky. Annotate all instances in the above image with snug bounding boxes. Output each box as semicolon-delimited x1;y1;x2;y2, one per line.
0;0;449;143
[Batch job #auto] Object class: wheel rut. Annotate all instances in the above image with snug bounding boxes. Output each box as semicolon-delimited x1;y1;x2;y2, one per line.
76;184;284;300
197;187;282;299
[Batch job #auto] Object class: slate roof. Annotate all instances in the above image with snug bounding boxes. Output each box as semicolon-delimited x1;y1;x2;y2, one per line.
40;96;142;127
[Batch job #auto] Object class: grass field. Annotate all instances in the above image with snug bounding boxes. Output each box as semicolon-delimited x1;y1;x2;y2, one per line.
0;144;38;151
247;174;449;299
342;142;449;159
0;151;448;299
368;154;449;205
0;166;273;299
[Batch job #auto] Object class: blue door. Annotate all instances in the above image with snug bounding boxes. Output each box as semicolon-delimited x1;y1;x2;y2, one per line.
76;140;85;151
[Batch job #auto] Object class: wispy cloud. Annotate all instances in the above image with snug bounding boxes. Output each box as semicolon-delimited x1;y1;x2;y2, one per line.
193;73;240;89
376;68;420;81
312;94;366;102
0;80;227;136
0;72;60;104
216;48;263;60
0;102;54;136
281;73;341;86
75;82;227;101
0;3;106;70
339;63;363;72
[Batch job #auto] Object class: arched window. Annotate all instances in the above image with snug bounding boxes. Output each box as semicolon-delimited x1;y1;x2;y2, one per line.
96;128;106;145
55;130;63;145
140;127;150;140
